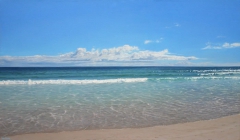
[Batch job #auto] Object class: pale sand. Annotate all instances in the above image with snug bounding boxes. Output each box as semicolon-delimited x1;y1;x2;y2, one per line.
10;114;240;140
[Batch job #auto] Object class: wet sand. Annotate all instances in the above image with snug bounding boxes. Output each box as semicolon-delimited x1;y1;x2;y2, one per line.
10;114;240;140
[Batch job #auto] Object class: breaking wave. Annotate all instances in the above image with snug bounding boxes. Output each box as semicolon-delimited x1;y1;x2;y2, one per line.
0;78;148;85
0;76;240;85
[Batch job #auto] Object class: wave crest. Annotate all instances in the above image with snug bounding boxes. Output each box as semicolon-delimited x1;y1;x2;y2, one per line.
0;78;148;85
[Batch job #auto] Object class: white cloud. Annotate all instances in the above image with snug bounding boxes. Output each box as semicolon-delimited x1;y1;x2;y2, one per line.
0;45;198;66
202;42;240;50
223;42;240;48
144;40;152;44
144;38;163;44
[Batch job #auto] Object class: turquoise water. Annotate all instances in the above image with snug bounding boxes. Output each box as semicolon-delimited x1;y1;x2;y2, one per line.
0;67;240;136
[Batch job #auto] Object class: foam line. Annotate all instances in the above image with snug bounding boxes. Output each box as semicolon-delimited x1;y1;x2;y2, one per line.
0;78;148;85
155;76;240;80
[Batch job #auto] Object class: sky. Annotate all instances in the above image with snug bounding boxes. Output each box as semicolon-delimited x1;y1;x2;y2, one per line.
0;0;240;66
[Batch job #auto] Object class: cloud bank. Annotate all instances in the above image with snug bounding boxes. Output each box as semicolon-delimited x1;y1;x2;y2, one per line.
0;45;197;66
202;42;240;50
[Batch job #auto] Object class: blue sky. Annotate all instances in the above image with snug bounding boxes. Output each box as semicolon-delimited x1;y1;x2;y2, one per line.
0;0;240;66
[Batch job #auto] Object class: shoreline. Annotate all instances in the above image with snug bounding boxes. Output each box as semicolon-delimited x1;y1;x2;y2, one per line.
9;114;240;140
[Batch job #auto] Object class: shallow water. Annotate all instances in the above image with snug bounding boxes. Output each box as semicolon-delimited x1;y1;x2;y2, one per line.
0;67;239;136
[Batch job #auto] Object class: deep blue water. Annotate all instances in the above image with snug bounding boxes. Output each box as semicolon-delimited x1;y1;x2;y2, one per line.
0;67;240;136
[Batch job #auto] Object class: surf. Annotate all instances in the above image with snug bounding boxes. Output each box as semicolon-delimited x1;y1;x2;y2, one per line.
0;78;148;85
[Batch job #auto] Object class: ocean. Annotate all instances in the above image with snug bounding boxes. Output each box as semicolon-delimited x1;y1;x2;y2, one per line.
0;67;239;136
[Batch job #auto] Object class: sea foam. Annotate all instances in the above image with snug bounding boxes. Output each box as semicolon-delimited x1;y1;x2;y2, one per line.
0;76;239;85
0;78;148;85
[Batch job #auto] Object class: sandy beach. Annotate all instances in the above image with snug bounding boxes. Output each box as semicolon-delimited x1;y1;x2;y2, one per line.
9;114;239;140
